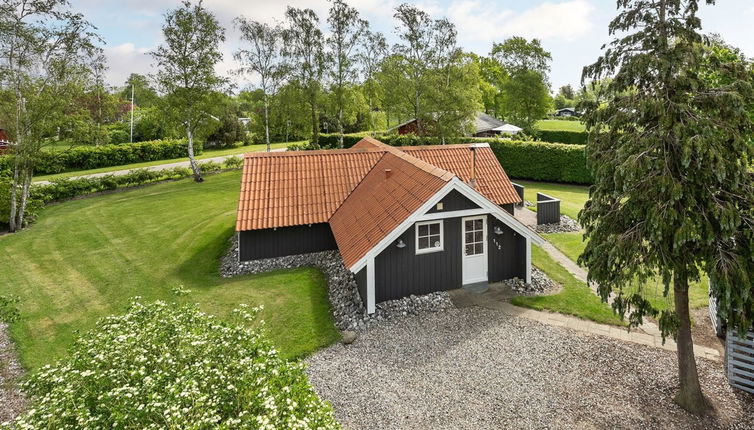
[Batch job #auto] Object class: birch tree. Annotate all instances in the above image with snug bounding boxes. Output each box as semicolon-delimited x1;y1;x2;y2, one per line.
0;0;100;232
358;29;387;134
234;18;285;152
326;0;365;148
152;0;226;182
282;7;325;146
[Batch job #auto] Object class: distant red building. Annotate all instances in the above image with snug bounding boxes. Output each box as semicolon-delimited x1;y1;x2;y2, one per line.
0;129;12;154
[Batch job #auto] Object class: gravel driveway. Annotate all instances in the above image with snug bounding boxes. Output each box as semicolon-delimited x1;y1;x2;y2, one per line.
306;308;753;430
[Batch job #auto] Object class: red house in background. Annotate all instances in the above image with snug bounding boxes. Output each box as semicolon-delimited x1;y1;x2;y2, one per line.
0;129;11;154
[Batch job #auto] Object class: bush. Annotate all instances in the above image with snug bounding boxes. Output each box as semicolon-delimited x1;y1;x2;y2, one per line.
4;300;340;429
0;139;203;175
537;130;588;145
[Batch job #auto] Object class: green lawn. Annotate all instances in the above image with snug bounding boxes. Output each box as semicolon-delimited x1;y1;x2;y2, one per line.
535;119;586;132
544;231;709;311
34;141;294;182
512;246;625;326
513;179;589;220
0;170;340;369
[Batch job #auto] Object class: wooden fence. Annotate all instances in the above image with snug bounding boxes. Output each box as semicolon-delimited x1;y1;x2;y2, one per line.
536;192;561;225
511;182;525;206
726;330;754;394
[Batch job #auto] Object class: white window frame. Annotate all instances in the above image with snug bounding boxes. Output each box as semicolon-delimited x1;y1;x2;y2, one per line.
415;220;444;255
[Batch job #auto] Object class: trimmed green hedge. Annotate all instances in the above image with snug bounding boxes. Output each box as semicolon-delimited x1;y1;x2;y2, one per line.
537;130;588;145
489;140;592;184
293;134;592;184
0;139;201;175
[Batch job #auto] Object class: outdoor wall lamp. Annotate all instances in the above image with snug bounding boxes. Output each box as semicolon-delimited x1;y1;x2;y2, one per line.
396;239;406;249
494;226;504;235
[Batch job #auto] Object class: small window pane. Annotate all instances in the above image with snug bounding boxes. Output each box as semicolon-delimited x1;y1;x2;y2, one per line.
474;219;483;230
474;231;483;242
418;225;429;236
418;237;429;249
433;239;441;248
465;244;474;255
429;223;440;235
465;220;473;230
465;232;473;243
475;243;484;254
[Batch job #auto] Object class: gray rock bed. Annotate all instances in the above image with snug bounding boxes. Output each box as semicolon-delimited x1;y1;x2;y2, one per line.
306;308;754;430
220;236;452;331
0;323;26;424
535;215;582;234
502;267;556;295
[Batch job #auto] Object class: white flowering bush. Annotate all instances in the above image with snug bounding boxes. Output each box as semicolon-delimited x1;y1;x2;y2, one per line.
4;300;340;429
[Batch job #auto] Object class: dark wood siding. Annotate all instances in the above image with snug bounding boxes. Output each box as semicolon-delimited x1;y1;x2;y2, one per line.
426;189;480;214
239;223;337;261
487;215;527;282
536;193;561;225
355;267;367;305
501;203;515;215
375;218;463;302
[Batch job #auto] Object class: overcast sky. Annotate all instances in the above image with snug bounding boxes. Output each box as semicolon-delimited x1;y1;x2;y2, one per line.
72;0;754;93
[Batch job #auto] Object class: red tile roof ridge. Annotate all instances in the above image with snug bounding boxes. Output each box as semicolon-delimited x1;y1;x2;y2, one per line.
351;137;456;182
401;142;491;150
243;146;386;158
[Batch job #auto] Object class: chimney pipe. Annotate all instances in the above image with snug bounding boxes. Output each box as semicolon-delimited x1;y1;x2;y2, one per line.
385;168;392;179
469;146;477;189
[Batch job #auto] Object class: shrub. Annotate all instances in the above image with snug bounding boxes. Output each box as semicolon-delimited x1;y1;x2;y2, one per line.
0;139;203;175
222;156;243;169
4;300;340;429
537;130;588;145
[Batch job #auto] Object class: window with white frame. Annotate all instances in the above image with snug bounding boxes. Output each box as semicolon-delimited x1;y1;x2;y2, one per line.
416;220;443;254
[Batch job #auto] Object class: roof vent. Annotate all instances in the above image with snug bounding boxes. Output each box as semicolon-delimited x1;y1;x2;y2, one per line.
385;168;392;179
469;146;477;189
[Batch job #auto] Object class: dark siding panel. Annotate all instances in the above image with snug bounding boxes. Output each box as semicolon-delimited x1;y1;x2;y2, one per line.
501;204;515;215
239;223;337;261
536;193;561;225
355;267;367;306
375;218;463;302
487;215;527;282
426;189;480;214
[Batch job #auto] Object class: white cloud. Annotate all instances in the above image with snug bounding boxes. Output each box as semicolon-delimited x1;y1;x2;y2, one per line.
447;0;595;48
104;43;153;88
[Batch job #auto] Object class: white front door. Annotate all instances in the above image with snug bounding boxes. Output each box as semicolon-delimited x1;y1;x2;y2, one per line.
462;216;488;285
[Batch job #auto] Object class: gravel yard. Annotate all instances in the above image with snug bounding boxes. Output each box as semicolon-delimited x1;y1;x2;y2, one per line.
0;323;25;424
306;308;754;430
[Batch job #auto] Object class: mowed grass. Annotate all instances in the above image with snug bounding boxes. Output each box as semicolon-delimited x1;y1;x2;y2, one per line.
544;231;709;311
535;119;586;132
34;141;294;182
513;179;590;220
512;246;625;326
0;171;340;369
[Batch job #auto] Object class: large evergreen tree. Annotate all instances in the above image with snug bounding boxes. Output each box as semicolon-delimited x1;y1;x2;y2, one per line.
580;0;754;414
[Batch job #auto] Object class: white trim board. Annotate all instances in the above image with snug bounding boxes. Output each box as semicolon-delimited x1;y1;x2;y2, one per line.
348;177;543;273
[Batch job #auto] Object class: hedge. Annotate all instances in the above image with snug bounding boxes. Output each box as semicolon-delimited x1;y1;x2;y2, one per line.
0;139;201;175
293;134;592;184
537;130;588;145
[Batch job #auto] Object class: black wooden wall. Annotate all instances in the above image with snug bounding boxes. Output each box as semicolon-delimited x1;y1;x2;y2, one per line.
238;223;338;261
487;215;527;282
426;189;479;214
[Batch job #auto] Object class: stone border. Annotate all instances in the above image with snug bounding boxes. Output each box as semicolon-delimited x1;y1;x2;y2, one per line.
0;322;26;424
220;236;453;332
534;214;581;234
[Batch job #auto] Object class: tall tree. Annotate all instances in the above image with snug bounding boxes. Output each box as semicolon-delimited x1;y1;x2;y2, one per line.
327;0;366;148
579;0;754;415
491;36;551;79
392;3;456;135
152;0;226;182
118;73;159;109
357;29;388;134
234;18;286;152
0;0;100;232
282;7;325;146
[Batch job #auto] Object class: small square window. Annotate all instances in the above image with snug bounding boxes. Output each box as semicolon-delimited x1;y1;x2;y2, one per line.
416;220;443;254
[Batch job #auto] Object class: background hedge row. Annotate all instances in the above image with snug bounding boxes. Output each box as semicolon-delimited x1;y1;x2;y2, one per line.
294;134;592;184
313;130;589;148
0;139;200;175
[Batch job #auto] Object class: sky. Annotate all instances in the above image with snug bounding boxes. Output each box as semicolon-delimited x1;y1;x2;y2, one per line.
71;0;754;93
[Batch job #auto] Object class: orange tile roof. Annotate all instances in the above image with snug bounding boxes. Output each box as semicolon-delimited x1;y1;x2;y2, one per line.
329;152;451;268
235;148;384;231
236;138;520;236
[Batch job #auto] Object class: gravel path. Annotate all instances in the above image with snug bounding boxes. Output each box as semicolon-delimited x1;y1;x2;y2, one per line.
0;323;25;424
306;308;754;430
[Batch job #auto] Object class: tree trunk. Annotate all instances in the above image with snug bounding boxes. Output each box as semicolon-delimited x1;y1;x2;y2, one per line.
338;105;344;149
8;158;19;233
673;270;710;415
186;125;203;183
310;99;319;147
17;166;31;229
263;96;271;153
415;90;421;136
